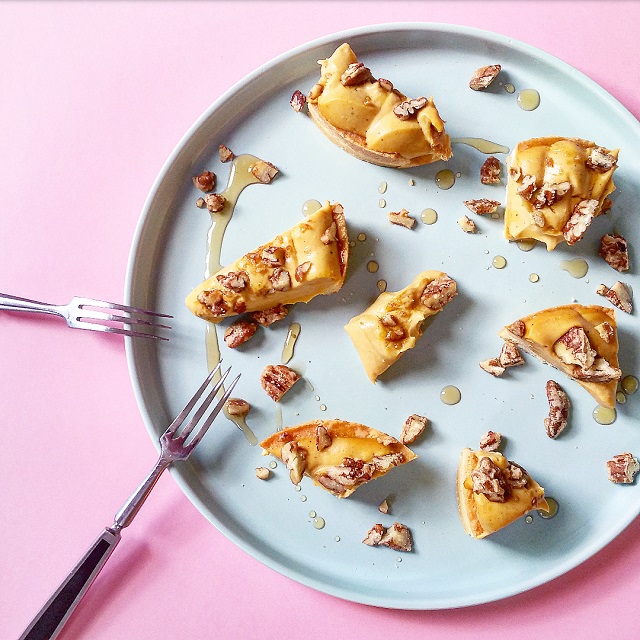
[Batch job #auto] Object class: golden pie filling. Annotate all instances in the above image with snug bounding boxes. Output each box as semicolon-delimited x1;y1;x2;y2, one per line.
308;43;451;167
185;202;349;323
345;271;457;382
260;419;416;498
457;449;548;539
504;137;618;250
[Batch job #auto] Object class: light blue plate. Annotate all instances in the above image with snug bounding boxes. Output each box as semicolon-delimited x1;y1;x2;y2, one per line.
125;23;640;609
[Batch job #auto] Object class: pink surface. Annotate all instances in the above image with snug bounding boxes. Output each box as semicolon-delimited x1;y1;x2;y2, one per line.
2;1;639;638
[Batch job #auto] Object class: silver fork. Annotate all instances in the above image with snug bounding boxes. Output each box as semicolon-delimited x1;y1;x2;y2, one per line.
0;292;172;339
19;362;239;640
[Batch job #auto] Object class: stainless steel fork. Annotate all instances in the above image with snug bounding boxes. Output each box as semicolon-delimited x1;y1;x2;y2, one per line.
19;362;240;640
0;292;171;339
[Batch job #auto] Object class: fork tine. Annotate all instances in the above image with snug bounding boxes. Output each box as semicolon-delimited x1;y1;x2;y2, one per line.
76;298;173;318
72;322;169;340
76;310;172;329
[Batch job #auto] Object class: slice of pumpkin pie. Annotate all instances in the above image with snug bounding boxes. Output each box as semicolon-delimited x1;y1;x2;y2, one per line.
260;419;416;498
186;202;349;322
498;304;621;408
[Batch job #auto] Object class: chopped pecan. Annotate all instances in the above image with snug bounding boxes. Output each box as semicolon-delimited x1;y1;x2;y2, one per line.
599;234;629;272
505;462;528;489
572;356;622;383
251;304;288;326
251;160;279;184
261;246;286;266
294;261;312;282
308;82;323;101
597;281;633;313
499;342;524;368
562;199;598;245
420;276;457;310
269;267;291;292
225;397;251;417
255;467;270;480
325;457;374;487
385;326;406;342
378;499;390;514
544;380;570;439
196;197;206;208
289;89;307;112
586;147;617;173
388;208;416;229
479;357;505;377
378;78;393;91
315;425;332;451
372;452;405;473
362;524;385;546
317;475;348;495
281;441;307;484
320;222;337;244
380;522;413;552
469;64;501;90
205;193;227;213
197;290;227;316
400;414;428;445
553;326;596;370
393;97;428;120
380;313;398;327
340;62;373;86
509;165;522;181
594;321;614;343
217;270;249;292
602;197;613;213
517;174;537;200
480;156;501;184
193;170;216;192
457;215;476;233
480;430;502;452
464;198;500;215
530;209;545;228
506;320;526;338
223;320;257;348
531;181;571;209
260;364;300;401
471;457;508;502
607;453;639;484
218;144;234;163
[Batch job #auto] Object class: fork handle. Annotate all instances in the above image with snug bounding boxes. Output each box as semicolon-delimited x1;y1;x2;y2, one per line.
0;293;60;316
19;528;121;640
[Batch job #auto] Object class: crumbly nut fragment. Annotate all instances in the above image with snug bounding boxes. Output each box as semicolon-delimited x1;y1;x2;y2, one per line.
269;267;291;292
380;522;413;552
362;523;385;546
457;215;476;233
295;261;312;282
223;320;257;348
505;462;528;489
378;499;389;514
400;414;428;445
480;156;501;184
509;165;522;181
562;199;598;245
586;147;617;173
597;281;633;314
315;424;332;451
372;452;405;473
196;197;206;208
380;313;398;327
572;356;622;383
469;64;501;90
340;62;373;86
289;89;307;112
280;441;307;484
261;246;286;266
480;430;502;452
308;82;323;101
602;197;613;213
499;342;524;367
193;170;216;192
251;160;279;184
530;209;545;228
464;198;501;215
321;221;337;244
531;181;571;209
197;290;227;316
607;452;640;484
385;326;406;342
599;234;629;272
471;457;508;502
393;97;428;120
205;193;227;213
420;275;457;311
388;208;416;229
251;304;289;326
255;467;270;480
378;78;393;91
517;174;537;200
507;320;526;337
260;364;300;401
479;357;505;377
544;380;570;439
226;397;251;417
217;269;249;292
594;321;614;343
553;326;596;370
325;457;374;488
218;144;234;162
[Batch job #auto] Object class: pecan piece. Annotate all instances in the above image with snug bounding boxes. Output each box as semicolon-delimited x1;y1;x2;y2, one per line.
217;269;249;292
380;522;412;552
597;281;633;314
562;199;598;245
553;326;596;370
320;222;337;244
225;397;251;417
420;275;457;310
280;441;307;484
594;321;614;343
607;453;639;484
269;267;291;292
479;358;505;377
388;208;416;229
400;414;428;445
261;246;286;266
378;78;393;92
325;457;374;487
457;215;476;233
218;144;234;163
205;193;226;213
251;160;279;184
196;197;206;209
260;364;300;402
531;181;571;209
197;290;226;316
223;320;257;348
480;156;501;184
599;234;629;272
315;425;332;451
471;457;508;502
362;524;385;546
294;261;312;282
517;174;537;200
506;320;526;337
572;356;622;383
393;97;428;120
193;170;216;192
480;430;502;452
469;64;501;90
255;467;270;480
499;342;524;367
289;89;307;112
464;198;500;215
505;462;529;489
340;62;373;86
544;380;570;439
251;304;288;326
378;499;390;514
586;147;617;173
385;326;406;342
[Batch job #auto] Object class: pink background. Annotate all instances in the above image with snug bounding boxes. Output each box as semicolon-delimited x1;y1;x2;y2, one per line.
2;1;639;638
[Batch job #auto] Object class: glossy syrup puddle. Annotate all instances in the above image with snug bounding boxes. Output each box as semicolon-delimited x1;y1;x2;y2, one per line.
560;258;588;279
452;137;510;154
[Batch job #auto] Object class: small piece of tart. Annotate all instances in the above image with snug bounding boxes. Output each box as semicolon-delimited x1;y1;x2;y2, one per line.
457;448;549;539
504;137;618;250
260;419;417;498
307;43;451;168
498;304;621;408
185;202;348;323
344;271;457;382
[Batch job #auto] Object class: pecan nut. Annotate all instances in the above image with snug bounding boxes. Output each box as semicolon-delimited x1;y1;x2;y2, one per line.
457;215;477;233
420;276;457;310
260;364;300;401
471;457;508;502
251;160;279;184
479;357;505;377
193;170;216;192
553;326;596;370
315;424;332;451
205;193;226;213
251;304;289;326
499;342;524;367
586;147;617;173
393;97;428;120
544;380;570;439
464;199;501;215
362;524;385;546
607;452;639;484
281;441;307;484
217;269;249;292
480;430;502;452
380;522;412;552
340;62;373;86
255;467;270;480
480;156;501;184
599;234;629;272
388;208;416;229
223;320;257;348
225;397;251;417
469;64;501;90
218;144;234;163
400;414;428;445
562;199;598;245
197;290;227;316
597;281;633;314
289;89;307;112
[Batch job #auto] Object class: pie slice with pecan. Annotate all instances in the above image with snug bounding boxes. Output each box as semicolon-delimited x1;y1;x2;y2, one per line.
498;304;621;408
344;271;457;382
185;202;349;322
504;137;618;250
457;448;549;539
260;419;417;498
307;43;451;168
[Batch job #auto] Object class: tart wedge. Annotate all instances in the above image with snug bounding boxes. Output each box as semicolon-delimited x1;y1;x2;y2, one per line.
260;419;416;498
504;137;618;250
457;448;549;539
186;202;348;323
345;271;457;382
307;43;451;168
498;304;621;408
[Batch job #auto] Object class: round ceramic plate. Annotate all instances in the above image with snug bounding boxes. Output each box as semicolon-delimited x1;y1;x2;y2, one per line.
125;23;640;609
